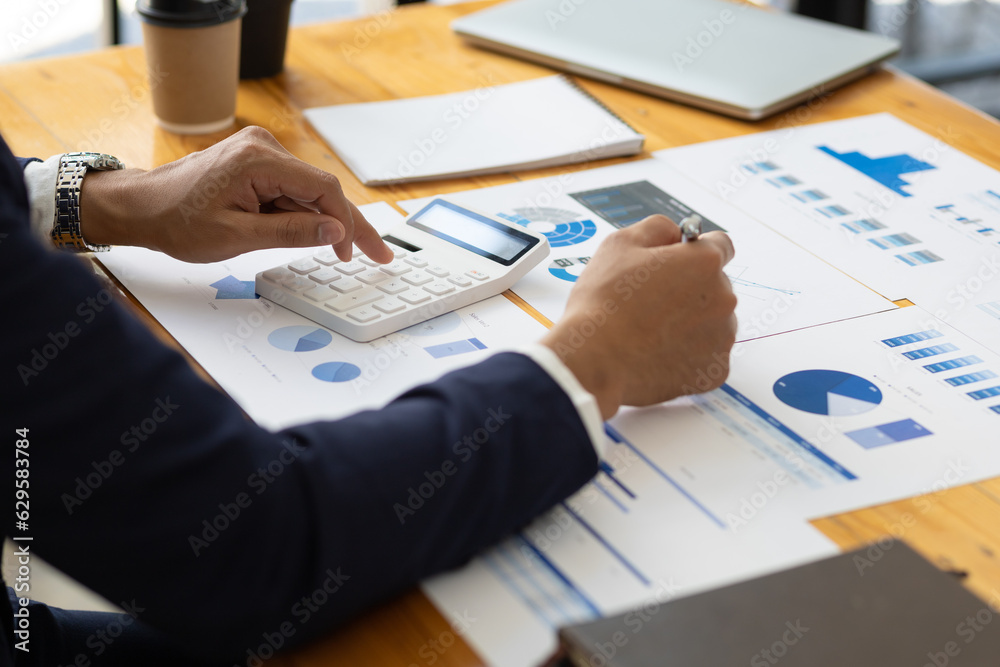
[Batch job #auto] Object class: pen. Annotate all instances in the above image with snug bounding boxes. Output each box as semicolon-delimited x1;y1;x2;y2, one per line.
680;214;702;243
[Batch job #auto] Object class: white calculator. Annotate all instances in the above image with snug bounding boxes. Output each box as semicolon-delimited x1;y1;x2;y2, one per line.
255;199;550;342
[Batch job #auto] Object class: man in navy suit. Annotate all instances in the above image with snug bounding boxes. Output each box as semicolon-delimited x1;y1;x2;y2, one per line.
2;127;736;666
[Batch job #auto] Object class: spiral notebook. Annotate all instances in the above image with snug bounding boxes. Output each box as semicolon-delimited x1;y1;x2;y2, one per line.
303;76;645;186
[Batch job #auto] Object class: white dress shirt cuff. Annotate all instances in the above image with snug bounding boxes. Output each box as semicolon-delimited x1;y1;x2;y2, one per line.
22;154;63;248
518;343;608;460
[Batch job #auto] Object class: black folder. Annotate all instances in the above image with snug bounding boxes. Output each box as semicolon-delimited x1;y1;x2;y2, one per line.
558;540;1000;666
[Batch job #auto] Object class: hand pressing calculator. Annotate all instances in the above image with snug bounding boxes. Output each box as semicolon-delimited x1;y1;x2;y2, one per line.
255;199;550;342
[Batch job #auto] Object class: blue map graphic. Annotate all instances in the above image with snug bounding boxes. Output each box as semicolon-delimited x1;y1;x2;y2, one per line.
210;275;257;299
818;146;935;197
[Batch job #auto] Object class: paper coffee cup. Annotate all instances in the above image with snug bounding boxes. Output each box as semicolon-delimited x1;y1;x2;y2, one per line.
137;0;248;134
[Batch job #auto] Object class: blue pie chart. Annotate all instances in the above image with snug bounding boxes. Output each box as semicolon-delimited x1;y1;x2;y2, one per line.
267;326;332;352
773;370;882;416
312;362;362;383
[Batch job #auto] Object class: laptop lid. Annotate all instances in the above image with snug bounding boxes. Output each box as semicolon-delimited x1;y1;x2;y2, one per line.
452;0;900;120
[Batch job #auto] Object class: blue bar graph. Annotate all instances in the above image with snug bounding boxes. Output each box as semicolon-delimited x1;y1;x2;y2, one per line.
903;343;958;360
791;189;828;202
991;405;1000;415
846;419;933;449
896;250;943;266
882;330;943;347
868;233;920;250
924;356;983;373
968;386;1000;400
818;146;935;197
818;204;851;217
945;370;998;386
423;337;487;358
766;175;800;187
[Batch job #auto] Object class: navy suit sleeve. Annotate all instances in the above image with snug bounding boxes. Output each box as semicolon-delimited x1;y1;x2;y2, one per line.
0;136;598;660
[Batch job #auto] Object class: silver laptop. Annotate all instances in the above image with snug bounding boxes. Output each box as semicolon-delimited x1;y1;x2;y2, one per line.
452;0;899;120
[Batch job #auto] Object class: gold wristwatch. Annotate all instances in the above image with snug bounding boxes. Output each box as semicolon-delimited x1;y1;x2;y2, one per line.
51;152;125;252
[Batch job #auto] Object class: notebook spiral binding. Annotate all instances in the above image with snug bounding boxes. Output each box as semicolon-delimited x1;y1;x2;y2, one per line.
558;74;644;141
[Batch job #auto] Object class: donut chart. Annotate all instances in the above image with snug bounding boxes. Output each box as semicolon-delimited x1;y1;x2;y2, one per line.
498;207;597;248
548;257;590;282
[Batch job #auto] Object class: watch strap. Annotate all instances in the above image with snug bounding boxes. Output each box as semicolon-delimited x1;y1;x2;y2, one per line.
51;152;124;253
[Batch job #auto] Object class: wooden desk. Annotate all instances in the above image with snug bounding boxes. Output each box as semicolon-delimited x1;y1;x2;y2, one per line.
4;2;1000;664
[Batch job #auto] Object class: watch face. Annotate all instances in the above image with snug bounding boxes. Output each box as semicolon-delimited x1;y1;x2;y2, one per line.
64;152;125;171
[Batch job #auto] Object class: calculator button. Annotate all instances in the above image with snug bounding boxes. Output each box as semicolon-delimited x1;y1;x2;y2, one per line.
325;289;383;312
426;265;450;278
404;256;429;268
282;276;314;291
374;298;405;314
263;267;295;284
313;250;340;266
466;269;489;281
399;289;431;305
347;307;381;323
331;278;363;294
424;281;455;296
335;261;367;275
357;270;389;285
358;256;380;267
380;262;412;277
309;268;341;285
378;280;410;295
402;271;433;286
303;286;337;302
388;245;408;259
448;274;472;287
288;259;320;275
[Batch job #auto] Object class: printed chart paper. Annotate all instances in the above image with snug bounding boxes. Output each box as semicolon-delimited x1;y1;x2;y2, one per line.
399;158;894;341
426;307;1000;666
98;202;547;430
655;113;1000;351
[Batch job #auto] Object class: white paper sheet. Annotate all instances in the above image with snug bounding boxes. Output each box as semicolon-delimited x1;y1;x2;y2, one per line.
654;113;1000;350
98;202;548;430
425;306;1000;666
398;158;895;340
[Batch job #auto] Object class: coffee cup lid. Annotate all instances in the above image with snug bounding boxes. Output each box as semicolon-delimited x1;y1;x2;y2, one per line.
136;0;248;28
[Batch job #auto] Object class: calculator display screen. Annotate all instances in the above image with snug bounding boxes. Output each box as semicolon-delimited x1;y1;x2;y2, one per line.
407;200;540;266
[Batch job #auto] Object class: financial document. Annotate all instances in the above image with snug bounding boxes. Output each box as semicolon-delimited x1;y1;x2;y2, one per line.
398;158;895;340
426;307;1000;666
98;203;548;430
655;113;1000;352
